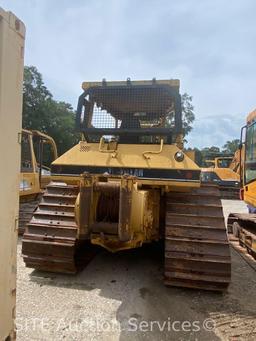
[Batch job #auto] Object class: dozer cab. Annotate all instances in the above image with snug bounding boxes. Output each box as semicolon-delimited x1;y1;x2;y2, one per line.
19;129;58;233
228;108;256;259
201;152;241;199
22;79;231;291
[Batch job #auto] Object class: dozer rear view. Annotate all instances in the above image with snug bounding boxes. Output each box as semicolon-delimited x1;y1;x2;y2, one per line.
22;79;231;291
19;129;57;233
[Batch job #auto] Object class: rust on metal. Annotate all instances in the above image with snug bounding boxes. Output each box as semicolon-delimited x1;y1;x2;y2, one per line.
79;173;93;238
227;212;256;259
22;182;98;273
219;186;240;200
118;176;135;242
19;194;42;235
164;184;231;291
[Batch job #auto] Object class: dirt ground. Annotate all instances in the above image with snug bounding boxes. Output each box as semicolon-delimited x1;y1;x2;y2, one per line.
16;199;256;341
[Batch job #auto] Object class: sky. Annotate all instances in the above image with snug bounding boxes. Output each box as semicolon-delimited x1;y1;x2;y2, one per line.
3;0;256;148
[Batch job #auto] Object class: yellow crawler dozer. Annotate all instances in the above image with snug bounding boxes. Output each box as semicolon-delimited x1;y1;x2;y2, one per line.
19;129;57;233
22;79;231;291
201;152;241;199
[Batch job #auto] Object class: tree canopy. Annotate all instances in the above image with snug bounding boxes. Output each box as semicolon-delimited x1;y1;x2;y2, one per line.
181;93;195;136
22;66;79;157
22;66;241;168
23;66;196;156
222;139;240;154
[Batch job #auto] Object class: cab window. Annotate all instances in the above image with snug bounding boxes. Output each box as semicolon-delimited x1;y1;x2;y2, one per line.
245;122;256;184
20;134;33;173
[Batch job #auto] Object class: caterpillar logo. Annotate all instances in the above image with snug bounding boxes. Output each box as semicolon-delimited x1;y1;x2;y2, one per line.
107;168;144;177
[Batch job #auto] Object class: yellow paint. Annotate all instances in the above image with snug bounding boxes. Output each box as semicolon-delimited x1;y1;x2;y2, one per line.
247;109;256;124
50;82;201;253
244;181;256;207
0;8;25;340
20;129;58;198
53;142;200;171
82;79;180;91
202;155;240;182
91;233;145;252
185;150;195;162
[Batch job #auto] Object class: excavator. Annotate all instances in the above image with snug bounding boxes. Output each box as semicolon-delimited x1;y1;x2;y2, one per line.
201;150;241;199
228;108;256;259
22;79;231;291
19;129;58;233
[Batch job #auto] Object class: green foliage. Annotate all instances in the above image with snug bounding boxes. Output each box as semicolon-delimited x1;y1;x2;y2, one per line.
166;92;195;141
22;66;79;157
222;139;240;154
181;93;195;136
194;141;240;167
199;146;220;166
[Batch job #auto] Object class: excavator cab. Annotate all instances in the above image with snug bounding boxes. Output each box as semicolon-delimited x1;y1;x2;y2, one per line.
240;110;256;203
227;109;256;258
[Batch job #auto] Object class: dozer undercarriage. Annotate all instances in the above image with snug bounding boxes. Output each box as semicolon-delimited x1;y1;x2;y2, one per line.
165;184;230;290
22;179;231;290
22;79;231;291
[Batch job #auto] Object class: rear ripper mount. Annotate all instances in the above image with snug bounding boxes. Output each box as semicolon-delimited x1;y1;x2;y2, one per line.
22;181;231;291
22;175;141;272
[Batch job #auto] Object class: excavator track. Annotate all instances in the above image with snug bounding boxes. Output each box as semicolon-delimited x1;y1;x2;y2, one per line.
22;182;96;273
227;213;256;260
164;184;231;291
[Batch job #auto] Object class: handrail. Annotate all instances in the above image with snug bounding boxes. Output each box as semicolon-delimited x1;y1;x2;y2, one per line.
32;130;58;159
142;139;164;159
